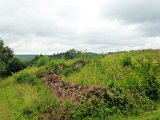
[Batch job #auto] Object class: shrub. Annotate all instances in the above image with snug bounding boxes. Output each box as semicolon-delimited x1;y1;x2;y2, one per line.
48;62;67;74
35;67;47;78
106;80;115;88
70;97;114;120
36;56;50;67
14;71;37;85
143;75;160;100
132;58;160;100
70;88;155;120
122;55;132;67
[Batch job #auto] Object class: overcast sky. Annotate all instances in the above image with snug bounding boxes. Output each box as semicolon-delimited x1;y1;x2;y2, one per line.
0;0;160;54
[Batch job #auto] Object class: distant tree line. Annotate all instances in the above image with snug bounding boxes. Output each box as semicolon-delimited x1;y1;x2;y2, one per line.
0;40;26;77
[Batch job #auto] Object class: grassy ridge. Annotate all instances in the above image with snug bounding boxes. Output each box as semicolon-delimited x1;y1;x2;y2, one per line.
0;49;160;119
62;49;160;88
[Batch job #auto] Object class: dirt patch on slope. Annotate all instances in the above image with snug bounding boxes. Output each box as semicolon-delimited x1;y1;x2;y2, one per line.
43;73;111;102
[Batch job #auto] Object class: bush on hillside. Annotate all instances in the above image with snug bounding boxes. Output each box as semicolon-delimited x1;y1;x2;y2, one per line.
141;61;160;100
36;56;50;67
122;55;132;67
132;58;160;100
70;89;154;119
35;67;47;78
14;71;37;85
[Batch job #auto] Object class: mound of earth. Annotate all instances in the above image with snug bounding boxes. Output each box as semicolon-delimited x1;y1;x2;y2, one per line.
43;73;112;101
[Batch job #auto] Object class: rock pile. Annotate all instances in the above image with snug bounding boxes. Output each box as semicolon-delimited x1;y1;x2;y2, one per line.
43;73;109;101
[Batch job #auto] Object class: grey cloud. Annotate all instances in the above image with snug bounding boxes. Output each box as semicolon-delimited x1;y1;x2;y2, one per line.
104;0;160;37
0;0;160;54
137;22;160;37
104;0;160;23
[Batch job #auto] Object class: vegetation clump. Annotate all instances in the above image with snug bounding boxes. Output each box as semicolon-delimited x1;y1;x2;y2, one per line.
122;55;132;67
14;71;37;85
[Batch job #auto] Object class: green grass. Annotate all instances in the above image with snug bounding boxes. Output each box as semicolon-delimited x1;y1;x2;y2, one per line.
0;67;60;120
0;49;160;119
110;108;160;120
62;50;160;88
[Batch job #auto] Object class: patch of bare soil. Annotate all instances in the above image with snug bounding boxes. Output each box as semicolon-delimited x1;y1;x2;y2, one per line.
43;72;111;102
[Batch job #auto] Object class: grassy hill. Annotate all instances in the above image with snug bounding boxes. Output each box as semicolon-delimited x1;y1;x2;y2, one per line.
0;49;160;119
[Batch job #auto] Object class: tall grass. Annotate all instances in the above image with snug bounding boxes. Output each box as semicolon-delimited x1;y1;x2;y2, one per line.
0;67;59;119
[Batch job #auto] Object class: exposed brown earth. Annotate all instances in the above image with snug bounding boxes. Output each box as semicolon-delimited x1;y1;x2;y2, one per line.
43;72;111;102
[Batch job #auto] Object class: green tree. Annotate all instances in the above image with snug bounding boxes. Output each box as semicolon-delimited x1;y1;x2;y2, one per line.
0;40;26;77
5;57;26;76
0;40;13;64
0;62;6;76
